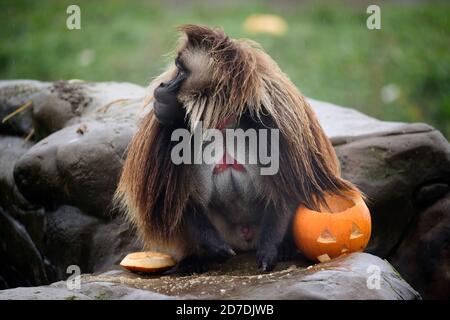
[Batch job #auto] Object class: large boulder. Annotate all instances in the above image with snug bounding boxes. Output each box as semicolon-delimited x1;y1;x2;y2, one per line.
0;80;50;136
311;99;450;299
0;208;47;288
0;253;420;300
9;80;145;217
43;205;139;283
13;120;136;217
390;194;450;299
0;80;143;289
0;80;448;299
0;137;45;248
0;136;49;288
313;99;450;259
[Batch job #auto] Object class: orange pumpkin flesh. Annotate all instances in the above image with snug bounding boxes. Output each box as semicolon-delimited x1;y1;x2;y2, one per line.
120;251;175;273
293;192;371;263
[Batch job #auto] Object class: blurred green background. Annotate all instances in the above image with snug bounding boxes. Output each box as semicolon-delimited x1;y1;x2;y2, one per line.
1;0;449;137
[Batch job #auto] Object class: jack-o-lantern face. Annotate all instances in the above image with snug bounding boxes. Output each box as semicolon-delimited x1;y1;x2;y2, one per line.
293;192;371;262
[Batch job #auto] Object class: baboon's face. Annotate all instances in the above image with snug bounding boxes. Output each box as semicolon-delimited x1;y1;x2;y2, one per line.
176;48;214;97
153;31;254;129
153;48;214;126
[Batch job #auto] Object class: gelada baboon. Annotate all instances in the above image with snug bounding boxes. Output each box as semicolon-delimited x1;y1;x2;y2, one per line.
115;25;356;274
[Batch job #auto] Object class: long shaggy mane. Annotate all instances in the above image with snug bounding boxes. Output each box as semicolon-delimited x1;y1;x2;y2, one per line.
115;24;356;245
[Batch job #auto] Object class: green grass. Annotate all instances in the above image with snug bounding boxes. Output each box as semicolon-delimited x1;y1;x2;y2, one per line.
1;0;449;137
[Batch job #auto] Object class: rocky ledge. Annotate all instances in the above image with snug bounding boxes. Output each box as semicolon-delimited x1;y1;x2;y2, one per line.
0;80;449;299
0;253;420;300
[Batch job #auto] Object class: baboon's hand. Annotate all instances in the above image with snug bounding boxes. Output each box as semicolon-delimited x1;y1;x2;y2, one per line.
256;243;278;272
202;238;236;263
153;71;186;126
164;255;208;276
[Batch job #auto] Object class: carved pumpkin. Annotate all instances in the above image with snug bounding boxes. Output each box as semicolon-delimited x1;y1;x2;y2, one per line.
293;192;371;263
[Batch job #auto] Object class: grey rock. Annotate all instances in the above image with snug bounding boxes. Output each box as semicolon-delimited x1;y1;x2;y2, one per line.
335;127;450;257
0;79;146;140
0;208;47;289
0;253;420;300
390;193;450;299
0;136;34;212
31;80;146;139
44;206;139;282
0;136;47;285
311;98;450;299
309;98;433;143
0;80;50;136
238;253;419;300
0;286;92;300
88;217;140;273
14;119;136;217
31;91;79;140
0;80;448;299
0;137;45;241
44;206;100;281
0;281;171;300
415;183;449;206
7;80;145;217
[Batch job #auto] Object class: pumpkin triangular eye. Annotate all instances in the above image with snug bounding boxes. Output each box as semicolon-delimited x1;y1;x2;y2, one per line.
350;223;364;239
317;228;337;244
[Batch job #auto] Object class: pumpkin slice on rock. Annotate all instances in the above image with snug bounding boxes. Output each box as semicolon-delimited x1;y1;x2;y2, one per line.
120;251;176;273
293;191;371;263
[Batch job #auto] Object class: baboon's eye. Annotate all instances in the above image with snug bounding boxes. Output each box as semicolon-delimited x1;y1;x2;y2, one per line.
175;56;188;73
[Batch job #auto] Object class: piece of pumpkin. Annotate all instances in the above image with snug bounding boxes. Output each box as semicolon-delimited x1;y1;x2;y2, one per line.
120;251;175;273
293;192;371;262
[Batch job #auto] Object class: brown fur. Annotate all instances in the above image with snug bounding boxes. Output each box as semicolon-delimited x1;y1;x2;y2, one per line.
115;25;356;253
